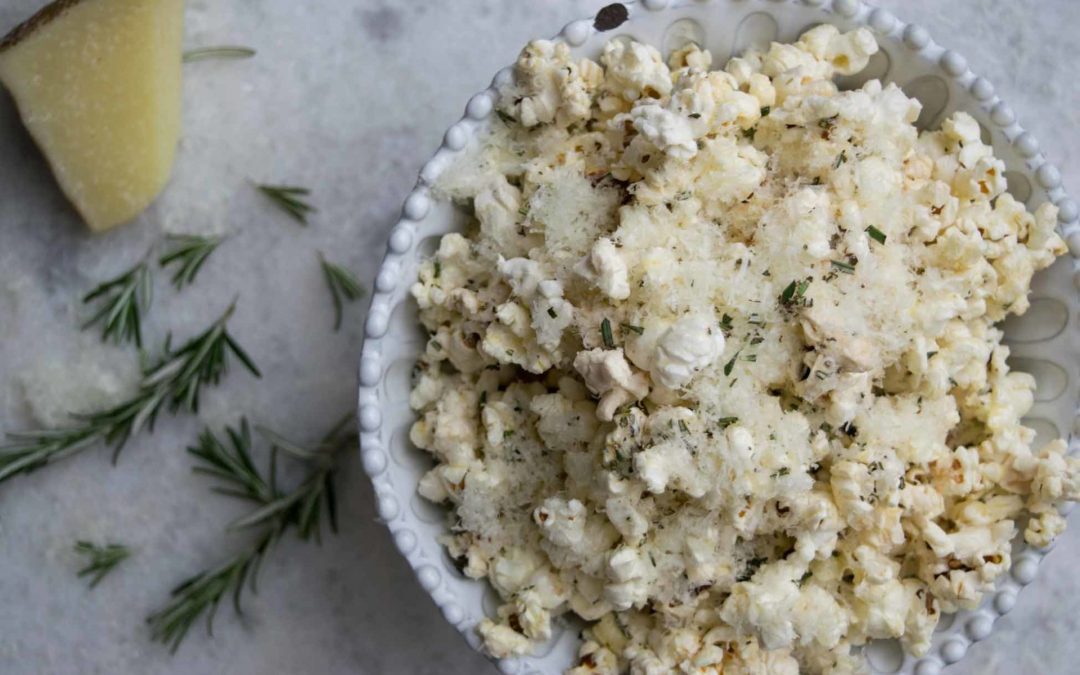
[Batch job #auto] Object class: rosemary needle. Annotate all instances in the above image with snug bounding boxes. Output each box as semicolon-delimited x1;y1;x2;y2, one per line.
159;234;224;290
318;252;365;330
866;225;887;245
182;46;257;63
83;260;153;348
74;541;131;589
600;318;615;349
0;304;260;484
256;184;316;225
830;259;856;275
148;416;355;652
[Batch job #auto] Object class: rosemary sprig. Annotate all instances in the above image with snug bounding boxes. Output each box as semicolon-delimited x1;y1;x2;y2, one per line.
159;235;224;290
182;46;257;63
318;252;365;331
256;184;316;225
147;416;354;652
83;260;153;348
0;305;260;483
148;527;277;652
74;541;131;588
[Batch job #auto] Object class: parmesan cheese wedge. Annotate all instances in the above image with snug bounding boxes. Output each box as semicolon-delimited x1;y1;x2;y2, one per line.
0;0;185;232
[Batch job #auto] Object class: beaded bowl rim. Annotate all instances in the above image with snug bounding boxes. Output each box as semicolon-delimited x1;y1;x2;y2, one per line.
357;1;1080;674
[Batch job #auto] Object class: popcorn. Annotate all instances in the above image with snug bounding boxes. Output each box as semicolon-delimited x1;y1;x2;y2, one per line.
534;496;588;548
604;546;653;610
631;103;698;160
568;640;620;675
576;237;631;300
477;619;532;658
797;24;879;76
720;563;802;648
475;177;528;257
601;39;672;102
574;348;650;421
411;27;1072;672
605;494;650;540
650;314;726;389
1025;504;1067;548
499;40;602;127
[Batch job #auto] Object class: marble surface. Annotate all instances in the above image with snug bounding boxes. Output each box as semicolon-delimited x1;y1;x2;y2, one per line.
0;1;1076;673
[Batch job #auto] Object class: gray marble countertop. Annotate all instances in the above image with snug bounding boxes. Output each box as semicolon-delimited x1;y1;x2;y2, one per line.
0;1;1076;673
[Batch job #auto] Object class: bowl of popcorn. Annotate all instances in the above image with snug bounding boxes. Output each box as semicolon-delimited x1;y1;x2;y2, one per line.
357;1;1080;673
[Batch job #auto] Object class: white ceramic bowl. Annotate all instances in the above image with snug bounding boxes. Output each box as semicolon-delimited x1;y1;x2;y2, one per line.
358;1;1080;673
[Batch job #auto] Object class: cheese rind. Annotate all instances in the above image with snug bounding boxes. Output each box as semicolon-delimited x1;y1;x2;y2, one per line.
0;0;184;232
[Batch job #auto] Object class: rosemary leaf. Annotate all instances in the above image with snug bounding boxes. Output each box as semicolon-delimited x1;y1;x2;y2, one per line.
719;313;734;335
256;184;316;225
318;252;365;331
83;260;153;348
182;46;257;62
724;350;741;377
717;416;739;430
779;278;811;307
601;318;615;349
0;305;260;484
830;259;856;274
159;235;224;290
780;280;798;305
74;541;131;588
